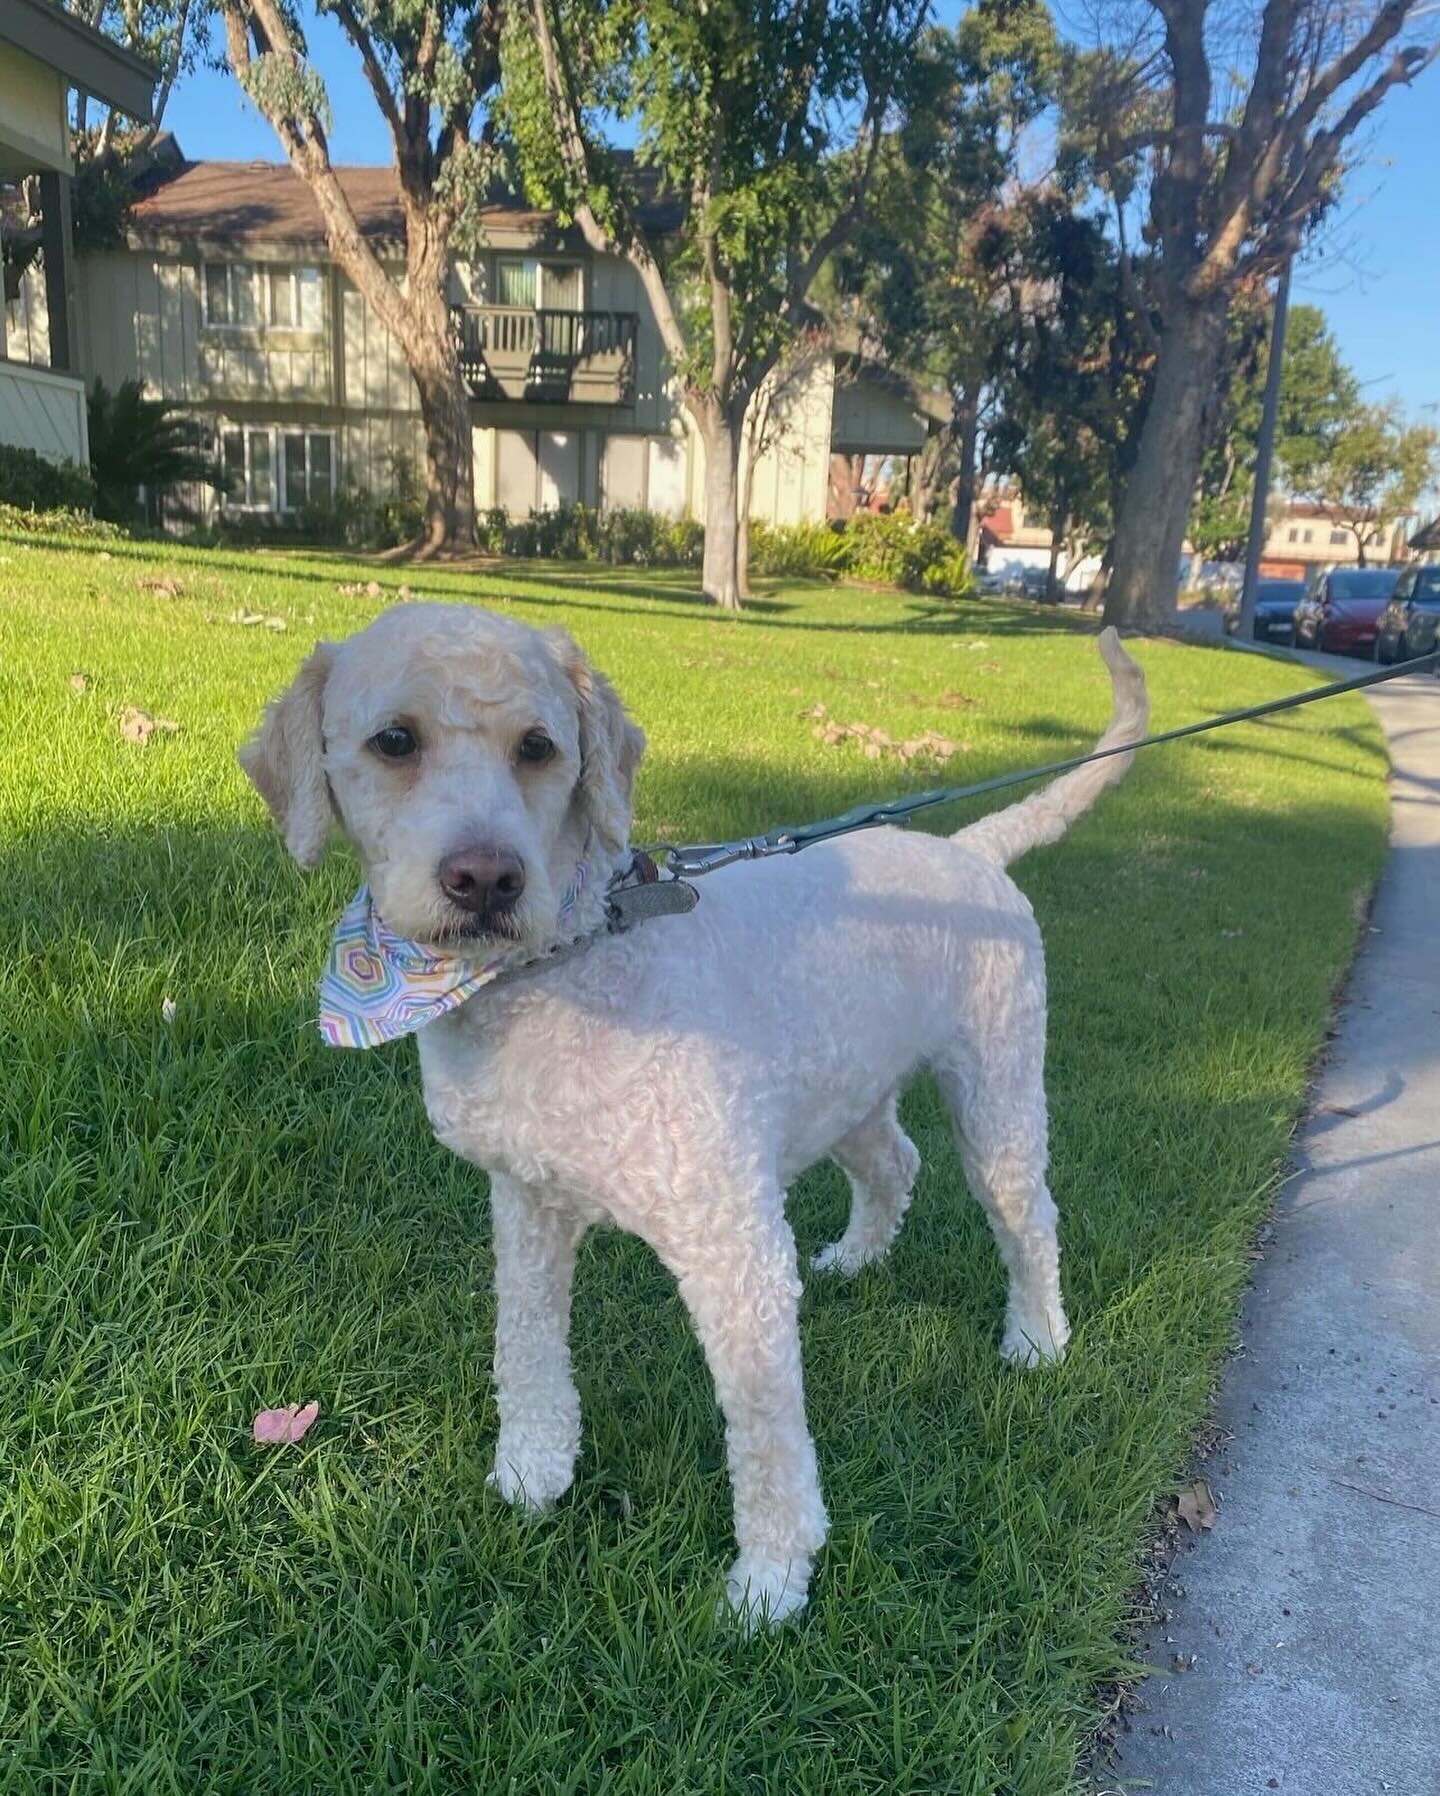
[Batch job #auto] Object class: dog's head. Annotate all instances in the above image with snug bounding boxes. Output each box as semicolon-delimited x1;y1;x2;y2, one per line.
239;602;645;950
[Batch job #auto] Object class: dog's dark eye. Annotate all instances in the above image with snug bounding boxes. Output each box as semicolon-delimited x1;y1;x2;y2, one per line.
517;730;555;765
370;725;418;760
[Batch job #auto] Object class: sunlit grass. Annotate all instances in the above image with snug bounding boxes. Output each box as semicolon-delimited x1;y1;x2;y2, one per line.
0;529;1388;1793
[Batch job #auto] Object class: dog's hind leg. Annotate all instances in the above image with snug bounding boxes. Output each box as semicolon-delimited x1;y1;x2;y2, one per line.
811;1091;921;1276
933;1031;1070;1367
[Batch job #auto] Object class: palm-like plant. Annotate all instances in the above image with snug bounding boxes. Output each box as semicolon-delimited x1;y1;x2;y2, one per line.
87;379;230;524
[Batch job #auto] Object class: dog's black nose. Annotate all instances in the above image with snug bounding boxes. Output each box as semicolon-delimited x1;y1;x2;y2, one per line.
438;843;526;921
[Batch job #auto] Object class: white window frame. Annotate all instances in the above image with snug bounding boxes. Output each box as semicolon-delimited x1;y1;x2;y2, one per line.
218;422;276;510
269;266;325;333
279;427;337;513
218;424;335;514
202;262;264;331
495;257;584;310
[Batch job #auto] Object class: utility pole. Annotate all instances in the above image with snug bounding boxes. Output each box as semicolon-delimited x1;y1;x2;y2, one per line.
1238;259;1292;638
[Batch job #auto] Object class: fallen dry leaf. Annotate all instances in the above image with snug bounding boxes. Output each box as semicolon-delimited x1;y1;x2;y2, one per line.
118;706;179;745
138;575;183;598
337;580;385;598
68;672;90;693
161;996;177;1025
1320;1103;1360;1119
1177;1478;1218;1532
252;1400;320;1445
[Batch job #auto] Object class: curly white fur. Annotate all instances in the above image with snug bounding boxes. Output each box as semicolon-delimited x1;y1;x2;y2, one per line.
240;605;1148;1627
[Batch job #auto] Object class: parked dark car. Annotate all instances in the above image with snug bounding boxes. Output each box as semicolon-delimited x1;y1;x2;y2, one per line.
1224;577;1305;641
1292;566;1400;655
1374;563;1440;664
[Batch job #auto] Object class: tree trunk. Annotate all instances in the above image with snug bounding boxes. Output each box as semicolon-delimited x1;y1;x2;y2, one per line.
699;411;743;611
1105;298;1228;630
409;332;476;556
737;435;758;601
1046;509;1065;603
951;385;981;545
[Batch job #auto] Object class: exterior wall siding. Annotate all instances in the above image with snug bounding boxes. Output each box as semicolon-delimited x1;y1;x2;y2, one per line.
0;360;88;463
69;231;927;530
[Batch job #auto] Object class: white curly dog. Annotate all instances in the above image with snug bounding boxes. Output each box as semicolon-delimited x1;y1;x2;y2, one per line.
241;603;1148;1625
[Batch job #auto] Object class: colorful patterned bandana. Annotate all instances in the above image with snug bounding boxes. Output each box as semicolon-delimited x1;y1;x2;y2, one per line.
318;865;588;1050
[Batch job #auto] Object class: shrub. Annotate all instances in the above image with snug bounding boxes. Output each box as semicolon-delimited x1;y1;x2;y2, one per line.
842;511;973;597
479;503;705;568
0;444;95;514
87;378;226;523
749;519;849;579
0;500;121;542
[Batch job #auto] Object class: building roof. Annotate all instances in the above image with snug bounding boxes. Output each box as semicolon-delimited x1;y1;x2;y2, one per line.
126;151;682;252
0;0;157;121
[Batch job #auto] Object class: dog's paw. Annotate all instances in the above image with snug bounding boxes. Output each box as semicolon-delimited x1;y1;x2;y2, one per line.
723;1553;811;1630
486;1447;575;1512
1000;1310;1070;1367
811;1239;875;1278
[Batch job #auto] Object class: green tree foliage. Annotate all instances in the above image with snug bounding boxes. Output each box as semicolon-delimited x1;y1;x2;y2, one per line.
215;0;503;551
86;378;228;523
985;197;1150;598
1302;401;1438;565
1061;0;1436;628
830;0;1058;542
1190;302;1360;560
503;0;931;607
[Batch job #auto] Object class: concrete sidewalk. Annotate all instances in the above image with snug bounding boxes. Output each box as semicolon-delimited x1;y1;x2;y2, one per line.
1110;651;1440;1796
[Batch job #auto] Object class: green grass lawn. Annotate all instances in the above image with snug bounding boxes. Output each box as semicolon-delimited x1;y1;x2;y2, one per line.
0;529;1389;1795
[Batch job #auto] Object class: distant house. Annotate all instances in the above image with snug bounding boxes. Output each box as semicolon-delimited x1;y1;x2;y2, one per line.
8;143;933;528
0;0;156;468
1257;501;1411;576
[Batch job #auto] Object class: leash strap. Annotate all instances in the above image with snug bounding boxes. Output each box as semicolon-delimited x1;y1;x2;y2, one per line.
662;648;1438;877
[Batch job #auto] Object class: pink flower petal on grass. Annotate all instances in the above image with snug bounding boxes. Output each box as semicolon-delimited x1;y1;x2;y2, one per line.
252;1400;320;1445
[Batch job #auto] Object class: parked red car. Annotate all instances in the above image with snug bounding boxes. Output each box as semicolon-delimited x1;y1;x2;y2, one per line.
1292;566;1400;655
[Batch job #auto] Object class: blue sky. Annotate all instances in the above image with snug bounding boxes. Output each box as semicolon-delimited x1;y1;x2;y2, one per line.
163;10;1440;421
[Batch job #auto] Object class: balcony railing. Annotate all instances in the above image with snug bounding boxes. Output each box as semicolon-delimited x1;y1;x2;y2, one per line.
451;305;638;405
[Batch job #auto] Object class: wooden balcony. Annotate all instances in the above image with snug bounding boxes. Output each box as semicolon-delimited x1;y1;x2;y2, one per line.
451;306;638;406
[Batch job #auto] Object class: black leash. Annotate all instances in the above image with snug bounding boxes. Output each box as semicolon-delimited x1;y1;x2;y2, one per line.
660;648;1438;878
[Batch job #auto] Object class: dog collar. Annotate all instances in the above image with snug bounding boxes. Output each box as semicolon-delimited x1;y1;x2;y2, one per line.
317;855;698;1050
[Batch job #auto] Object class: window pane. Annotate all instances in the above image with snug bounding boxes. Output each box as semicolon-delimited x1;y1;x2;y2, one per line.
296;267;323;331
1329;529;1347;546
205;264;230;325
283;432;307;511
248;428;273;508
308;433;332;494
498;259;537;307
270;271;295;328
542;264;582;310
222;428;244;495
232;265;258;327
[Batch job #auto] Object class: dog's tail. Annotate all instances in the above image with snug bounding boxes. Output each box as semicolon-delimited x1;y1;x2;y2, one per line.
954;628;1149;869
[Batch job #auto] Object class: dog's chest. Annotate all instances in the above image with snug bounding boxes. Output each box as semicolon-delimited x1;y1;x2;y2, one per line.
412;978;679;1219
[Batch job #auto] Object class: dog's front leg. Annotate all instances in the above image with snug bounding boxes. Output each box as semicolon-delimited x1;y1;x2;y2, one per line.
668;1195;828;1627
486;1174;587;1511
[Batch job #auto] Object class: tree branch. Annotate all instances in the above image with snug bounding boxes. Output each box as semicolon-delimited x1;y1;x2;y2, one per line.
528;0;692;372
329;0;405;145
217;0;413;344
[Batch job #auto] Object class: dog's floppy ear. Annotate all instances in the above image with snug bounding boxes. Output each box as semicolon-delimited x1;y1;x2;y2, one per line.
238;643;336;867
548;629;646;854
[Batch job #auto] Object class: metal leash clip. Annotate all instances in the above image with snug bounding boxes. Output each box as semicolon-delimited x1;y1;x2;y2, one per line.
661;834;797;877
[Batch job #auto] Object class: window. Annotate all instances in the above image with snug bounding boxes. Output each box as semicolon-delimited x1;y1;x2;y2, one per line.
220;425;335;512
281;429;335;510
1302;527;1314;543
1330;528;1348;546
221;424;274;508
1287;526;1300;543
203;262;260;329
270;266;324;331
496;258;583;310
